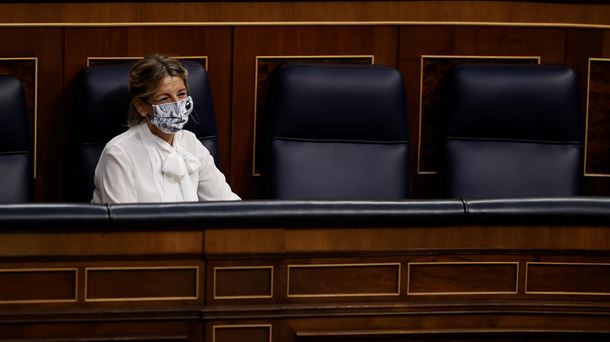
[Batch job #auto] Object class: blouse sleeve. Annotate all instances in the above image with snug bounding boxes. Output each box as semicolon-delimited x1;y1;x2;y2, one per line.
92;144;137;204
196;145;241;201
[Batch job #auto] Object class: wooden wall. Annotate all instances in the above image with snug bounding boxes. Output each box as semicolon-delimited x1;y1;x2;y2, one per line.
3;1;610;200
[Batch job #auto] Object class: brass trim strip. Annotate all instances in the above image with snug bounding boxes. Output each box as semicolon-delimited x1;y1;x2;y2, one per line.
584;58;610;177
84;266;199;302
212;324;272;342
0;267;77;304
417;55;541;175
213;265;274;300
287;262;401;298
525;262;610;295
0;57;38;179
5;21;610;29
252;55;375;177
407;261;519;296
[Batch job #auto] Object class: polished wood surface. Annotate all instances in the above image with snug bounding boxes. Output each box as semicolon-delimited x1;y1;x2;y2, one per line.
0;217;609;340
2;1;610;26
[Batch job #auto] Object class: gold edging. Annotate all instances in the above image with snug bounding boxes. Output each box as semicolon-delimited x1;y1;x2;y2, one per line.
525;262;610;295
252;54;375;177
416;55;541;175
0;57;38;179
212;324;272;342
406;262;519;296
584;58;610;177
0;268;77;304
213;265;274;300
87;56;208;70
6;21;610;29
287;262;401;298
84;266;199;302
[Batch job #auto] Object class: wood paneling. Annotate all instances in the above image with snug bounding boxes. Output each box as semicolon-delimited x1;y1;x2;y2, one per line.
287;263;400;298
527;262;610;295
399;26;566;197
0;231;204;257
231;26;398;198
3;2;610;26
213;266;273;300
585;59;610;176
212;324;271;342
408;262;518;295
85;266;199;301
0;268;76;303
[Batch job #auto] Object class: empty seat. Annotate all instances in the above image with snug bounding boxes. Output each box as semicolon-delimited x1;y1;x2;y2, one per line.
441;64;583;198
77;61;219;201
0;76;33;203
266;63;410;200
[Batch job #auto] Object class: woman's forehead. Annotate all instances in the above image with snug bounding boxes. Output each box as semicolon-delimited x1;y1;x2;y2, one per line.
154;76;186;94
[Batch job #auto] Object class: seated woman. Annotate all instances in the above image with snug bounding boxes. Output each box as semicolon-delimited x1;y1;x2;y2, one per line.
92;54;240;203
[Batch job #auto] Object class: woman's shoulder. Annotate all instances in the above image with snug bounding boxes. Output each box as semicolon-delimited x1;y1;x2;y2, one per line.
103;126;140;153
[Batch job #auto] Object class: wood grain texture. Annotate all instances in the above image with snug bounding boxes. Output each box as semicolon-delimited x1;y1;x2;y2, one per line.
408;263;518;294
0;269;76;302
527;262;610;294
3;1;610;26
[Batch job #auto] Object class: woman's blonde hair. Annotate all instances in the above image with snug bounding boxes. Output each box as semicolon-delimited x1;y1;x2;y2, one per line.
127;54;189;127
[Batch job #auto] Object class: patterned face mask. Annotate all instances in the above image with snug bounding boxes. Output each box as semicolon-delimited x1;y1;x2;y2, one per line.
150;96;194;134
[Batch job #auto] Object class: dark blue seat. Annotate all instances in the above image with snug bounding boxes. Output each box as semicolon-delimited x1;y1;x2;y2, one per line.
266;63;410;200
77;61;219;201
441;64;583;199
0;76;33;203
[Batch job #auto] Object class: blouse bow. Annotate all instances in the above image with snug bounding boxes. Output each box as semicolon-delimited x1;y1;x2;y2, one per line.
162;147;201;179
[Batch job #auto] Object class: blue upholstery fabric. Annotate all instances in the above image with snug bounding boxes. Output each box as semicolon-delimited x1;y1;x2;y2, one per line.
78;61;219;200
267;63;410;200
0;76;33;203
441;64;583;198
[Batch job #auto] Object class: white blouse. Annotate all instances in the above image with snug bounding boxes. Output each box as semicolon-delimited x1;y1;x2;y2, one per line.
92;122;240;204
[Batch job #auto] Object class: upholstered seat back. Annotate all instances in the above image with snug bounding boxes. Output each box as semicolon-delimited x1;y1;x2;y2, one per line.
441;64;583;198
78;61;218;200
267;64;410;200
0;76;33;203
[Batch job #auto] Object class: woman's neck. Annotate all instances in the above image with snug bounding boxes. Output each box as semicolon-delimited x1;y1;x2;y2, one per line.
144;120;174;145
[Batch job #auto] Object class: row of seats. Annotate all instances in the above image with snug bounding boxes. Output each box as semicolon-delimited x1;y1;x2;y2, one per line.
2;198;609;229
0;62;583;203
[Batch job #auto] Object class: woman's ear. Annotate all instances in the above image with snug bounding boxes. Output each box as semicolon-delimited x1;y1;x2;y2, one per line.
133;98;149;118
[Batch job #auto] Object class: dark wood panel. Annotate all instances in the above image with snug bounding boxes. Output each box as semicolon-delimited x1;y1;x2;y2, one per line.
231;26;398;198
0;28;63;202
585;59;610;175
85;267;198;301
213;266;273;299
212;324;271;342
0;268;76;302
527;262;610;294
408;262;518;295
3;2;610;25
399;26;566;198
63;27;233;200
0;321;195;341
287;263;400;297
